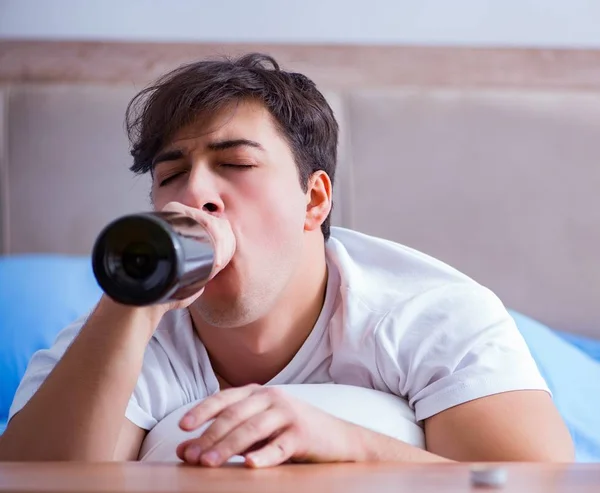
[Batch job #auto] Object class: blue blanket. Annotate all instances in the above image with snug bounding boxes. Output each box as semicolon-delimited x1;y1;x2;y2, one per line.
1;255;599;460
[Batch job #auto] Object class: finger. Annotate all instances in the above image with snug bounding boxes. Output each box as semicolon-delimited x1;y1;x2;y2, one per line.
161;201;181;212
179;391;272;461
160;202;213;233
199;409;289;467
179;384;261;431
161;201;190;215
161;202;235;277
244;429;298;468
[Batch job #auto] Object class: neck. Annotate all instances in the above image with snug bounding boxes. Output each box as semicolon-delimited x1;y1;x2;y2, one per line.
191;240;329;387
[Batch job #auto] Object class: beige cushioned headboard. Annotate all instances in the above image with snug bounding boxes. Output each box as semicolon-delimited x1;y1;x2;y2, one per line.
1;82;599;338
346;89;600;338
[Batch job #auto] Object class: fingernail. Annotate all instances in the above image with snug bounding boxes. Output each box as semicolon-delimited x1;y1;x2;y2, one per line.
180;414;195;428
246;454;262;468
185;445;202;463
201;450;220;466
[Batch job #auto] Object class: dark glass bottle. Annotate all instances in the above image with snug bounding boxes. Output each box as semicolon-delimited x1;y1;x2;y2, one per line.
92;212;214;306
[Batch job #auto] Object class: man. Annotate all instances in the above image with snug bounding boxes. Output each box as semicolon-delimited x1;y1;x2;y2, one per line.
0;53;573;467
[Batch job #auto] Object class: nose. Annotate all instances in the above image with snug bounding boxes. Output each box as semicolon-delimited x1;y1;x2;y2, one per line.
179;167;225;217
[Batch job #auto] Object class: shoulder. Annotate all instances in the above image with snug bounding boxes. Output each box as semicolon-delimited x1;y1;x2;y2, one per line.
326;229;547;420
327;227;478;314
325;227;502;367
375;281;514;351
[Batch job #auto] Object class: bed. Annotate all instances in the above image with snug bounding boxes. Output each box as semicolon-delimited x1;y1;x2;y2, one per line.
1;41;599;461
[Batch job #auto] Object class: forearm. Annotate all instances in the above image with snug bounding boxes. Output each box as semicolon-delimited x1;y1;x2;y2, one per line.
351;424;452;463
0;297;160;461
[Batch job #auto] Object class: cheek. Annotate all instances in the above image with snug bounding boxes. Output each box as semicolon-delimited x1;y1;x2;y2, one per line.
230;177;306;243
150;178;189;211
150;185;171;211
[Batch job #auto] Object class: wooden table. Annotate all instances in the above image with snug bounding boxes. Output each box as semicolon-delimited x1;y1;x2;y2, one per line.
0;462;598;492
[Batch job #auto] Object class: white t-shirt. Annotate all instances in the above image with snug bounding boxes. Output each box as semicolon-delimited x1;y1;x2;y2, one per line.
9;227;549;450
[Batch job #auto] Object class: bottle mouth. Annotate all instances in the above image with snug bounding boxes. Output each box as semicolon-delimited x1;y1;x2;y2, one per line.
119;241;159;281
92;214;180;306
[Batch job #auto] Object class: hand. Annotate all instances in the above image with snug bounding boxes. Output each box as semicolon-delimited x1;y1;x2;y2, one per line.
157;201;236;313
175;385;361;468
103;202;235;324
161;202;236;280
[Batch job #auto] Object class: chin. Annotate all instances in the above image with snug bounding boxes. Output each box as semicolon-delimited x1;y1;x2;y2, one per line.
195;298;257;329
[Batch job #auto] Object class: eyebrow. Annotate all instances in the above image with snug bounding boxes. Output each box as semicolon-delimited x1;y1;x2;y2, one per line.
152;139;264;168
152;149;185;167
206;139;265;152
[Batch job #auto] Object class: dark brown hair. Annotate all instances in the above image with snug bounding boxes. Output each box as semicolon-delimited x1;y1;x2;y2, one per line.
125;52;338;239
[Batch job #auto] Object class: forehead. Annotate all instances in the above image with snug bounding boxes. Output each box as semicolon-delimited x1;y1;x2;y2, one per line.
166;99;285;150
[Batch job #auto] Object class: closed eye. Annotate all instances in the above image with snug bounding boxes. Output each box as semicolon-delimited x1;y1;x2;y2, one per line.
157;164;253;186
158;172;185;187
220;163;255;169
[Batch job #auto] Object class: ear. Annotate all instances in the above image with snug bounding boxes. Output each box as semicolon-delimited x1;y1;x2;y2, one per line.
304;171;332;233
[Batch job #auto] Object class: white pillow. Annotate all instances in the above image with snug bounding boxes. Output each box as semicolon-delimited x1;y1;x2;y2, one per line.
139;383;425;462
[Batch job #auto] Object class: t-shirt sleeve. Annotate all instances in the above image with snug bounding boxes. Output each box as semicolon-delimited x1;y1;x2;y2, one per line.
8;314;158;431
374;282;550;422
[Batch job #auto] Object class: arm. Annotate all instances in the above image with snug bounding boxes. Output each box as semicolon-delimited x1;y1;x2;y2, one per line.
365;282;575;462
0;296;158;461
354;390;573;462
0;202;235;462
0;202;236;461
424;389;574;461
115;419;149;461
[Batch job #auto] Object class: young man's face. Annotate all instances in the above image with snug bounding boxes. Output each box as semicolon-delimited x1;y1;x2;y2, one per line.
151;100;315;328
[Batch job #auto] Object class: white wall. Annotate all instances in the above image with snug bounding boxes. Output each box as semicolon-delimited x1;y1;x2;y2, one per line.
1;0;600;48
